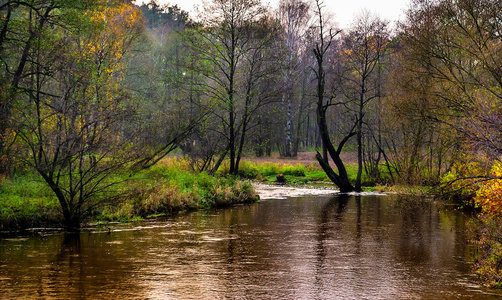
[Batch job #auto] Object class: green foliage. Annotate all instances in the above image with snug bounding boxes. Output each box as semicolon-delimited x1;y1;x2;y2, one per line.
468;215;502;288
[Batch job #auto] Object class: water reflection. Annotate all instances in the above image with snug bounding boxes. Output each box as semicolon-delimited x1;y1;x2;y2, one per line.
1;194;501;299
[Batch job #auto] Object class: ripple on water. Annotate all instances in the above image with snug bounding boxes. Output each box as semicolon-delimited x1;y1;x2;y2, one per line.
1;193;502;299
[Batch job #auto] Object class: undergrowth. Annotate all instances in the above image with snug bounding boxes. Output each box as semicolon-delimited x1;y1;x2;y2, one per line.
0;157;258;231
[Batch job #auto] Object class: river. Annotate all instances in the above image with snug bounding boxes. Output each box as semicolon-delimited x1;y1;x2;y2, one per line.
1;187;501;299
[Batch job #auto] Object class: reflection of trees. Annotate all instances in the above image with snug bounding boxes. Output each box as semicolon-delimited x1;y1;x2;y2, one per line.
42;232;142;298
396;197;431;263
314;195;349;293
355;196;362;255
37;234;84;296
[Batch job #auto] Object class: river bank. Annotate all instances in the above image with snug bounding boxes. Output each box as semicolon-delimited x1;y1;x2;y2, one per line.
0;151;422;233
0;158;259;232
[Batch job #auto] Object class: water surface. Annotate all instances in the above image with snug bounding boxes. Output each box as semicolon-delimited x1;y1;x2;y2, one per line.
1;193;501;299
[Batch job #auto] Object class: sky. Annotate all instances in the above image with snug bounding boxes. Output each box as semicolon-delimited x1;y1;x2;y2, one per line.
136;0;410;29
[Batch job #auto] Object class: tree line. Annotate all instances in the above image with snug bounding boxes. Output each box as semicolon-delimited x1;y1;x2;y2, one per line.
1;0;500;228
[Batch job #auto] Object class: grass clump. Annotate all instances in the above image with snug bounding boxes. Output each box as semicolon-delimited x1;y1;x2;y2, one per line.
103;158;259;220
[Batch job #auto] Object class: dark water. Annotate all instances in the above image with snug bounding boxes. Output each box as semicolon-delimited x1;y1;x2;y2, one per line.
1;194;501;299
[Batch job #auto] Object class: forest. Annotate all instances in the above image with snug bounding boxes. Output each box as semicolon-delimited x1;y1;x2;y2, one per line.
1;0;502;288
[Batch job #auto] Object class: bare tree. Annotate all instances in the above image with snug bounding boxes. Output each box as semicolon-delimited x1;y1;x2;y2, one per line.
186;0;277;175
276;0;312;157
341;11;390;190
312;0;355;192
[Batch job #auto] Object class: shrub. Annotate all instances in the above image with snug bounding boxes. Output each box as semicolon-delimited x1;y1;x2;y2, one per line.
469;215;502;288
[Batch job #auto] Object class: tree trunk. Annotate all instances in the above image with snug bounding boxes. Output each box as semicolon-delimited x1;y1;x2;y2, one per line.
316;153;354;193
355;92;364;192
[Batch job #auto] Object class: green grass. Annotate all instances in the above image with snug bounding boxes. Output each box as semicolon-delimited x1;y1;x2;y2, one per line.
0;174;62;231
0;157;259;231
222;159;363;185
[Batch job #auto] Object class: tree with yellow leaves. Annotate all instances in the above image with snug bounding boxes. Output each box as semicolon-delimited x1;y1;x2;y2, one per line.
13;0;143;230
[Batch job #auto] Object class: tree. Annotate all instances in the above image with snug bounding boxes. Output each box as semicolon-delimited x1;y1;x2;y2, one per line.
276;0;311;157
13;1;143;230
186;0;277;175
312;0;355;192
0;0;79;175
234;17;282;170
340;11;390;190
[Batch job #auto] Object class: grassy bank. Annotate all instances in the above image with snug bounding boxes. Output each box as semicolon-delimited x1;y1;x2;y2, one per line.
218;160;344;184
218;159;386;187
0;158;258;232
0;173;63;231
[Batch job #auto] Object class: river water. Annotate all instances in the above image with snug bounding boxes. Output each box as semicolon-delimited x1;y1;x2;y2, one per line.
1;190;501;299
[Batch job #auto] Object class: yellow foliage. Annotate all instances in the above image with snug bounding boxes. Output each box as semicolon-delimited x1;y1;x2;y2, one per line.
79;3;142;78
445;158;502;215
442;159;489;197
474;161;502;215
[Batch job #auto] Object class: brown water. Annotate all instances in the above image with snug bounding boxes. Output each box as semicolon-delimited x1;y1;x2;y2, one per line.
1;193;501;299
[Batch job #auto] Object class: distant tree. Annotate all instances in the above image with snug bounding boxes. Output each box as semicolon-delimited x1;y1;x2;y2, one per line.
341;11;390;190
276;0;312;157
126;3;210;170
137;1;193;29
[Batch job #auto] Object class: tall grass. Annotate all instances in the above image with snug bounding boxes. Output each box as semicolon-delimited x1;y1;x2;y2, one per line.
1;157;259;230
96;157;259;221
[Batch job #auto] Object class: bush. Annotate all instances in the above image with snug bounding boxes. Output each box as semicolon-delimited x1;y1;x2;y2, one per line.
469;215;502;288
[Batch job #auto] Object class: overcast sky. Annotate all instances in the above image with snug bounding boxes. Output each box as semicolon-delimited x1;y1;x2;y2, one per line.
136;0;410;29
